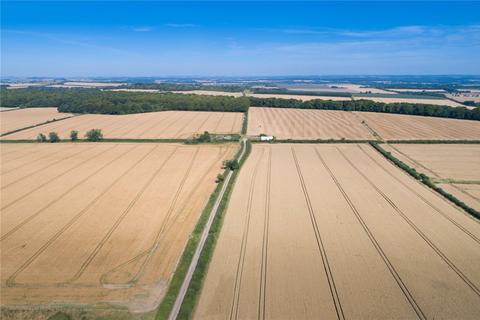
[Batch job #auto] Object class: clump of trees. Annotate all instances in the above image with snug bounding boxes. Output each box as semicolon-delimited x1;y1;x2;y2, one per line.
0;88;249;114
70;130;78;141
250;97;480;121
85;129;103;141
48;132;60;143
224;159;239;171
37;133;47;142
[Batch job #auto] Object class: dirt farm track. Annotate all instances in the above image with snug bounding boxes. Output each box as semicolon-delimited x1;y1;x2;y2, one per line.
0;143;235;312
195;144;480;319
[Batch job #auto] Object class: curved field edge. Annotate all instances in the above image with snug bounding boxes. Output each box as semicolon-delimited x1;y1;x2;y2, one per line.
155;140;251;320
370;142;480;220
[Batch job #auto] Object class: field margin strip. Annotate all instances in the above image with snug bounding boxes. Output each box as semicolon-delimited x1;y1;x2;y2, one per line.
155;139;251;320
0;115;79;137
370;142;480;220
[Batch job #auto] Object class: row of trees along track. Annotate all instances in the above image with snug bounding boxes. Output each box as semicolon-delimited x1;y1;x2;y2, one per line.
1;88;480;121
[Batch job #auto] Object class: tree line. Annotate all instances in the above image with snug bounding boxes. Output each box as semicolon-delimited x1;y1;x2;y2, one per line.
0;88;249;114
249;97;480;121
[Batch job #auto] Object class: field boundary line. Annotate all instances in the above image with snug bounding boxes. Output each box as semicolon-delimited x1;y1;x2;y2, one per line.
229;147;265;320
337;147;480;297
386;144;441;178
258;147;271;320
369;142;480;220
357;145;480;244
5;144;156;287
67;146;179;284
314;148;426;320
0;114;79;137
1;144;116;211
292;147;345;320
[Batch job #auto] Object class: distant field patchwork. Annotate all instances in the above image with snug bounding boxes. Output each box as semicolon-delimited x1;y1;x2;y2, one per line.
2;110;243;140
195;144;480;319
0;143;235;311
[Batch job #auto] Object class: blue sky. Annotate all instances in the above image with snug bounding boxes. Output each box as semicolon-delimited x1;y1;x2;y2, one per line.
1;1;479;77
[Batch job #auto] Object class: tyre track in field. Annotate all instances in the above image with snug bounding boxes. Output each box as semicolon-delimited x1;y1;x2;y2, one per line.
1;145;116;211
66;146;179;284
135;112;176;138
1;144;77;175
129;147;201;284
229;113;239;133
5;144;157;287
257;147;271;320
193;112;214;135
358;145;480;241
153;113;187;138
99;147;229;285
314;148;426;320
450;184;480;202
173;113;201;138
1;146;90;190
0;145;140;240
292;147;345;320
1;146;43;164
337;147;480;297
212;112;225;132
387;144;441;178
229;147;265;320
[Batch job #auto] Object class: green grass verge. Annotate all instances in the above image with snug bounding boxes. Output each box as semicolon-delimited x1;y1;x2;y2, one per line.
0;138;188;144
370;142;480;220
155;140;251;320
259;138;378;144
385;140;480;144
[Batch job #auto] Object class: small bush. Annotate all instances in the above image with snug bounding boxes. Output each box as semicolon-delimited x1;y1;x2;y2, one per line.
37;133;47;142
48;132;60;143
70;130;78;141
215;174;225;183
85;129;103;141
224;159;239;171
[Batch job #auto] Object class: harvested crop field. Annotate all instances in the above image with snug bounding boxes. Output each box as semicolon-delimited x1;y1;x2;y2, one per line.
0;108;74;135
195;144;480;319
381;144;480;211
171;90;244;97
0;142;236;312
355;112;480;140
247;107;373;140
247;93;351;101
353;96;464;107
2;110;243;140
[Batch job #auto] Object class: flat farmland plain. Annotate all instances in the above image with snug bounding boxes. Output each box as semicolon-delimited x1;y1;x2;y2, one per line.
0;107;74;135
382;144;480;211
247;107;374;140
195;144;480;319
355;112;480;140
247;93;352;101
2;110;243;140
0;143;235;312
353;96;464;107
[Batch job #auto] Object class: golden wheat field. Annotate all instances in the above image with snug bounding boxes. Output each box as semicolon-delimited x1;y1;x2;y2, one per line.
247;107;373;140
2;111;243;140
0;143;235;312
355;112;480;140
353;96;464;107
194;144;480;320
0;108;74;135
381;144;480;212
247;93;352;101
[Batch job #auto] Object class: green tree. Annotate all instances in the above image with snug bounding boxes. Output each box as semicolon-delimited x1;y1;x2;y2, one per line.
37;133;47;142
48;132;60;143
224;159;239;171
70;130;78;141
85;129;103;141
